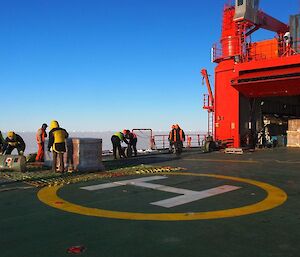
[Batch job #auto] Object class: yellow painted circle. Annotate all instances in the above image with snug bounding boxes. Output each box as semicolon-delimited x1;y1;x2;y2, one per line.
37;172;287;221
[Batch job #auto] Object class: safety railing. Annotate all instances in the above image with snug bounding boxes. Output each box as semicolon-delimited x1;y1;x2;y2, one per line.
151;133;207;150
212;35;241;63
292;39;300;53
212;38;300;63
211;43;223;62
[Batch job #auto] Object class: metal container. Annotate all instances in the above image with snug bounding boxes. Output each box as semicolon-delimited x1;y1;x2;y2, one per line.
287;131;300;147
70;138;104;172
0;155;26;172
44;138;104;172
221;36;240;58
288;119;300;132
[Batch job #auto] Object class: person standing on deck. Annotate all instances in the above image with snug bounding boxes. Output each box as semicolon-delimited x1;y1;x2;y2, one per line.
168;125;176;153
48;120;69;173
187;136;192;148
35;123;48;162
169;124;185;155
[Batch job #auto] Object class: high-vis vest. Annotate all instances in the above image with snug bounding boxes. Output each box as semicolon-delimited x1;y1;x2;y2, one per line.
114;132;124;141
53;129;67;144
170;129;185;142
53;129;67;153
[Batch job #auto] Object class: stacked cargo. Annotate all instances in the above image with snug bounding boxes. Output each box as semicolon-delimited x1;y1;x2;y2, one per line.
287;119;300;147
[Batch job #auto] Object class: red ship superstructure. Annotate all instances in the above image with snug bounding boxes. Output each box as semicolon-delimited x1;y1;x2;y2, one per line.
206;0;300;147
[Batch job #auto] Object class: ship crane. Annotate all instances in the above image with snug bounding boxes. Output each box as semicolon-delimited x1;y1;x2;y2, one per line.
201;69;214;137
232;0;290;62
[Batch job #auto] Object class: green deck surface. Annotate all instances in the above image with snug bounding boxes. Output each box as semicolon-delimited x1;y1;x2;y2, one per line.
0;148;299;257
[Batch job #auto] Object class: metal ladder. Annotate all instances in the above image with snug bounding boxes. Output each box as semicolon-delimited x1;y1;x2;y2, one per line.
208;111;214;137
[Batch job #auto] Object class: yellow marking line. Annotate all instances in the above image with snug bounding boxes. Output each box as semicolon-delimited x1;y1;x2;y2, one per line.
183;158;259;163
38;172;287;221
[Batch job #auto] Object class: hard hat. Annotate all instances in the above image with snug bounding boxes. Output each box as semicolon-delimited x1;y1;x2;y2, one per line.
7;131;15;138
50;120;59;130
283;31;290;40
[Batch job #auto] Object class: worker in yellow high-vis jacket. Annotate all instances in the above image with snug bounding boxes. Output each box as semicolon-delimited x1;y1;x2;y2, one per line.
3;131;26;155
48;120;69;173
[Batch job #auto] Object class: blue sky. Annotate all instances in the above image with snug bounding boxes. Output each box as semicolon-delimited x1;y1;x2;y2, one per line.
0;0;298;132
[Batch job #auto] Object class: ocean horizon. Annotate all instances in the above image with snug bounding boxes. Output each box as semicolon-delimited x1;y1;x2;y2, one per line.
3;130;206;155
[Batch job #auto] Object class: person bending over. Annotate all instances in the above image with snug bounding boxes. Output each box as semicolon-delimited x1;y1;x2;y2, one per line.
3;131;26;155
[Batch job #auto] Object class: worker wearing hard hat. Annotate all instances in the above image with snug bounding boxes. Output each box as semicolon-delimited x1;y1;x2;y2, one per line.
111;131;129;159
48;120;69;172
35;123;48;162
3;131;26;155
124;129;138;157
169;124;185;155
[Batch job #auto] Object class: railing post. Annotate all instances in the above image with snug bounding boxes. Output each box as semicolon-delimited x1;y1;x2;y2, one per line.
151;136;155;150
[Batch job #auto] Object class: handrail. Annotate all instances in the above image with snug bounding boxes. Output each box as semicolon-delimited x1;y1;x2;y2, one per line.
212;39;300;63
152;133;207;150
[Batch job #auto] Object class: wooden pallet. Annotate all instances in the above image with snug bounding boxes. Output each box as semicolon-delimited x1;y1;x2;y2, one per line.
224;148;244;154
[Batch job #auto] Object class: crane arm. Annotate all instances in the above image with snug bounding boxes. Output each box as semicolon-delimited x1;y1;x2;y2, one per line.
234;0;289;34
201;69;214;110
257;10;289;34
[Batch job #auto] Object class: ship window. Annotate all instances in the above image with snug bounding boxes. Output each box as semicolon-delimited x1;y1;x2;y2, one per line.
237;0;244;6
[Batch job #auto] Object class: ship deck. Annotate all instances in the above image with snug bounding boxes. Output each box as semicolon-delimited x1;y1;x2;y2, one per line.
0;147;299;257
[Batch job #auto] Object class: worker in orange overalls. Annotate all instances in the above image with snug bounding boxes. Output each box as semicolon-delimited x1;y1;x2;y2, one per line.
35;123;48;162
169;124;185;156
187;136;192;148
168;125;176;153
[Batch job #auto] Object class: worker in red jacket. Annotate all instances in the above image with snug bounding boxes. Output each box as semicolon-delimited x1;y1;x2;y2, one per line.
35;123;48;162
124;130;138;157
